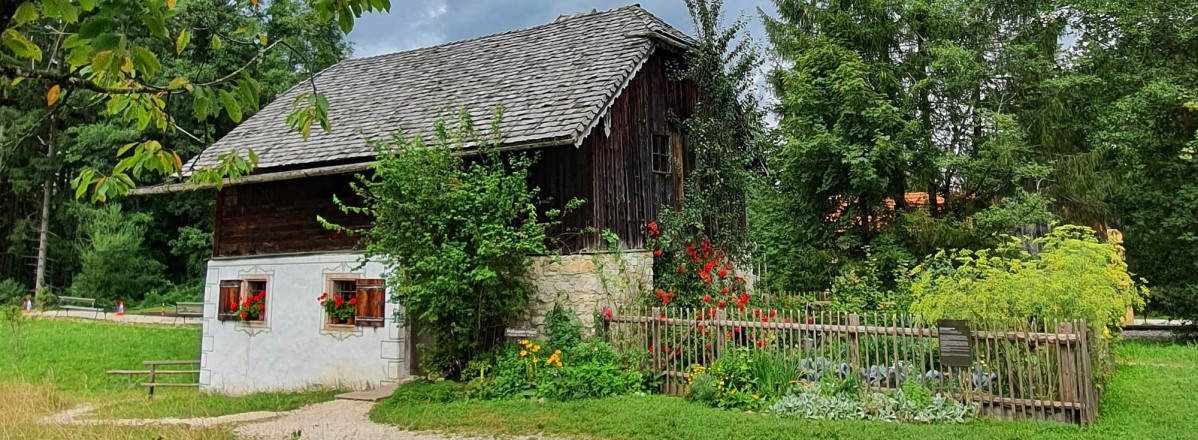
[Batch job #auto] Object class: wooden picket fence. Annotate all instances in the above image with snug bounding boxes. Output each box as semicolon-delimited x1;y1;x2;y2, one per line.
601;306;1101;424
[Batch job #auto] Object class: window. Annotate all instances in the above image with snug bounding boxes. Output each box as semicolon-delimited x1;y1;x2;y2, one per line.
322;278;386;328
652;134;671;174
217;279;268;322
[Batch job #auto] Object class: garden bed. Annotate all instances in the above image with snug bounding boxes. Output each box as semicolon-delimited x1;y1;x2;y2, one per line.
371;342;1196;439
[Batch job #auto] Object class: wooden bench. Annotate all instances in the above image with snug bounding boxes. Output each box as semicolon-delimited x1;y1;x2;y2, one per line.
173;302;204;324
107;360;201;396
57;296;104;319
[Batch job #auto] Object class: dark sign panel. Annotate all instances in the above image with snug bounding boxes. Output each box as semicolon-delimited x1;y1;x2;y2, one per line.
937;319;973;367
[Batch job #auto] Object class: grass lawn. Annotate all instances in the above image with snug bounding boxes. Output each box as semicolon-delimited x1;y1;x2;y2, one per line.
370;341;1198;440
0;318;341;439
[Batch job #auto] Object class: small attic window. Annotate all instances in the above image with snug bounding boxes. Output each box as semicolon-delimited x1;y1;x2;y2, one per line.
652;134;671;174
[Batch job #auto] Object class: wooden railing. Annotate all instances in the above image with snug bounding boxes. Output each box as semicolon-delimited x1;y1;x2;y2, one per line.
106;360;201;396
602;306;1100;424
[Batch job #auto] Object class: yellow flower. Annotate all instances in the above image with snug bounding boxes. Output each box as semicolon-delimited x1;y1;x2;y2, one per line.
532;345;541;353
554;349;561;355
533;357;539;364
520;350;527;357
521;339;529;346
752;394;759;400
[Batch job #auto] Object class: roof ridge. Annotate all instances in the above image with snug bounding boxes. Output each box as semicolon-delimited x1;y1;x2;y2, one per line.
345;5;649;64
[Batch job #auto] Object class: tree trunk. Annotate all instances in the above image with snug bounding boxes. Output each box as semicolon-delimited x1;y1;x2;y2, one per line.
33;117;55;299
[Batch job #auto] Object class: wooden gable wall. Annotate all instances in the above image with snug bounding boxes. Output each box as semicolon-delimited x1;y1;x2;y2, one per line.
582;49;696;250
212;47;696;258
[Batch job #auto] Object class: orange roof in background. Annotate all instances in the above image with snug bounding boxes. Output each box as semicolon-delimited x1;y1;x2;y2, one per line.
829;193;952;229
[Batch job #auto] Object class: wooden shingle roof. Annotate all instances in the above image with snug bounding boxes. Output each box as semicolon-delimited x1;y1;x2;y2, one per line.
186;5;692;172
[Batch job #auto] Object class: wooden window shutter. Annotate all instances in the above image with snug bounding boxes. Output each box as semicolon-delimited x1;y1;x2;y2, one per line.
217;280;241;321
355;279;386;327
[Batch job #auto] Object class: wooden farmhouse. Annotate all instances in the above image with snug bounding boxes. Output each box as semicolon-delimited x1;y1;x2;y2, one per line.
146;6;698;394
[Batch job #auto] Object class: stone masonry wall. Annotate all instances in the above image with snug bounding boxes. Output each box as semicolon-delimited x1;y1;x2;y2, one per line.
514;251;653;334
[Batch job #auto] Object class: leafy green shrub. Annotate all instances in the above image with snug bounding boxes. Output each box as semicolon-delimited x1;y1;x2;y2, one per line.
909;225;1147;332
684;348;767;410
544;301;582;351
769;381;975;424
476;338;641;401
139;282;203;309
324;111;579;377
536;340;642;401
0;279;26;307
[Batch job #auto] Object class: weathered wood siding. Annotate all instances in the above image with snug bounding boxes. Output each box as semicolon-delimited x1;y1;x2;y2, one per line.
583;49;696;250
214;174;368;257
212;47;695;258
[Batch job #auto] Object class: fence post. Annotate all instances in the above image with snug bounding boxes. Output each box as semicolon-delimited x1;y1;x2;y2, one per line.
848;313;861;371
148;362;157;398
715;308;727;360
651;307;661;375
1056;321;1078;419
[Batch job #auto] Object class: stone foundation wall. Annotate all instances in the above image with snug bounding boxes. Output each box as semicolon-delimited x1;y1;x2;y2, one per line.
514;251;653;333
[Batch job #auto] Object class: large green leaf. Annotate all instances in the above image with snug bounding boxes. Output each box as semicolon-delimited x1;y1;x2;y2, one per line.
1;29;42;61
218;89;242;123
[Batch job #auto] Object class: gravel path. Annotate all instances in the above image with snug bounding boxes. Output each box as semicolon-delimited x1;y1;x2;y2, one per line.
44;399;547;440
235;400;433;439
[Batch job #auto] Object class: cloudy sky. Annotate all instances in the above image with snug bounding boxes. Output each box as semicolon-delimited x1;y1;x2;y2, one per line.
345;0;776;58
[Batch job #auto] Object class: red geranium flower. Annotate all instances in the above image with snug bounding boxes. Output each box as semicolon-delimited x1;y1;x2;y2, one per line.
318;293;328;300
653;249;662;257
722;287;729;294
349;298;357;305
718;300;726;308
229;303;237;311
603;309;613;319
678;265;686;273
240;312;248;319
702;294;711;303
646;222;659;236
257;304;264;311
718;269;727;278
769;310;777;318
334;296;344;307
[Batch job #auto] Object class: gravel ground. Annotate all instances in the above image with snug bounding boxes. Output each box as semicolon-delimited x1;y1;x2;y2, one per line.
235;400;432;439
46;399;547;440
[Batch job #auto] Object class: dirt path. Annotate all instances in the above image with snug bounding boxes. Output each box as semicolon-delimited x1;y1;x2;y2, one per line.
29;310;200;326
43;399;546;440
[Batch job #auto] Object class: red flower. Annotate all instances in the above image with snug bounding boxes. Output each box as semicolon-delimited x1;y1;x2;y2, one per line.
807;316;815;324
334;296;344;307
702;294;711;303
229;303;237;311
718;300;726;308
754;309;761;317
661;297;670;306
762;317;769;323
653;249;662;257
722;287;729;294
319;293;328;300
718;269;727;278
659;313;667;320
667;292;675;299
769;310;777;318
349;298;357;305
678;265;686;273
240;312;248;319
257;304;264;311
603;309;613;319
646;222;659;236
727;331;734;339
735;276;746;284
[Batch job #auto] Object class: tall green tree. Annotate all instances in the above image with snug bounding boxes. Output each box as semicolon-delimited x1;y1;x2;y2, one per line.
0;0;353;299
1068;0;1198;323
757;0;1068;296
